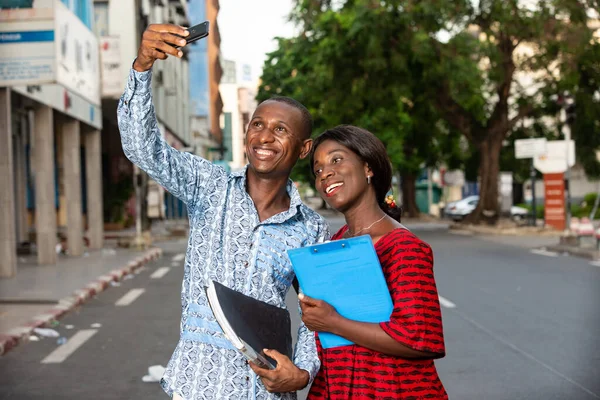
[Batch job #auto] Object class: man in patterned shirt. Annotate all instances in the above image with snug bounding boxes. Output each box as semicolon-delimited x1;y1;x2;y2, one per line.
117;24;329;399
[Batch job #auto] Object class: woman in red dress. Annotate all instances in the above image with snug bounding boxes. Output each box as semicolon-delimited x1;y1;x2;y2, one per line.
300;125;448;399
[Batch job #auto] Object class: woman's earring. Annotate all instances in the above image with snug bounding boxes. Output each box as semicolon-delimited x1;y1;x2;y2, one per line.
367;175;371;184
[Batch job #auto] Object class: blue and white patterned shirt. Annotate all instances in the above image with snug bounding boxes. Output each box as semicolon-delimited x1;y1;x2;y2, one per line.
117;68;329;400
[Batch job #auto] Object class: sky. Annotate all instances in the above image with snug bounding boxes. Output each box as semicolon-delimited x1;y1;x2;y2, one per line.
217;0;297;82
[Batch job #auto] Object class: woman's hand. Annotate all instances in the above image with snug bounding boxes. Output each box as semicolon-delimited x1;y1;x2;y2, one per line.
299;294;341;333
249;349;310;392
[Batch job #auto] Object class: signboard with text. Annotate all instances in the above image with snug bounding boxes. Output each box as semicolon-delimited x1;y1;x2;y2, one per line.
0;1;100;105
515;138;547;159
0;8;55;86
534;140;575;174
54;0;100;105
99;36;122;98
543;173;565;231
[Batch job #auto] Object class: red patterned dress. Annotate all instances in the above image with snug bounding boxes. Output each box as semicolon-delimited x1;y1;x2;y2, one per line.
307;226;448;400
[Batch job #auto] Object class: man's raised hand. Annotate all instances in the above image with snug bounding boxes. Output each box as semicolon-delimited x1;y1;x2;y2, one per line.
133;24;189;72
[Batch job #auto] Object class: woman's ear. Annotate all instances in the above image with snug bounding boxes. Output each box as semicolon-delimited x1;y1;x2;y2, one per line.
364;163;372;177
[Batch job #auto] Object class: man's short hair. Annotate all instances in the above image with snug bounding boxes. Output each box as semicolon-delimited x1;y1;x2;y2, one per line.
261;96;313;140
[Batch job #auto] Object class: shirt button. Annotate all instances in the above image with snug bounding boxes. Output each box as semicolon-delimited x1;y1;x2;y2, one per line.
246;376;249;381
244;261;249;267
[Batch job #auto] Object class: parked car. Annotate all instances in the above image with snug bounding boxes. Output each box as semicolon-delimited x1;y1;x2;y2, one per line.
510;205;529;221
444;196;479;221
444;196;531;222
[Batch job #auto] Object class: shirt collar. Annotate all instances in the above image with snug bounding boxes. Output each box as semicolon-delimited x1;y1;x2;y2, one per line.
231;164;304;221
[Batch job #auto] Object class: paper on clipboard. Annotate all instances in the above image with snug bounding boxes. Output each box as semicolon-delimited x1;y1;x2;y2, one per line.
287;235;393;349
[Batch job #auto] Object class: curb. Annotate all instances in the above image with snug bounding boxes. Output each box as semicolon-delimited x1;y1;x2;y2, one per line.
449;224;562;237
0;247;163;357
546;244;600;261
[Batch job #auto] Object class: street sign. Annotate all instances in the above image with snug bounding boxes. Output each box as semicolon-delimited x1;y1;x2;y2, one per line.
515;138;547;159
533;140;575;174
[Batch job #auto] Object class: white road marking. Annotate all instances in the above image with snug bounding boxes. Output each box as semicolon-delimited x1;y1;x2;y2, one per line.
115;289;145;306
150;267;170;279
438;296;456;309
172;253;185;262
530;249;558;257
171;261;180;267
590;260;600;267
41;329;97;364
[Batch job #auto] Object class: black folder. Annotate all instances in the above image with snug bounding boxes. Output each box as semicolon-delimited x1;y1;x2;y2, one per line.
206;281;293;369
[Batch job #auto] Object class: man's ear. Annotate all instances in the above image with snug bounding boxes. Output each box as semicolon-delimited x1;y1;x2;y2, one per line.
299;139;313;159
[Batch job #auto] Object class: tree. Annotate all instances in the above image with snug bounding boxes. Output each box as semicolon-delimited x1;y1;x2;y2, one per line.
417;0;599;224
259;1;468;217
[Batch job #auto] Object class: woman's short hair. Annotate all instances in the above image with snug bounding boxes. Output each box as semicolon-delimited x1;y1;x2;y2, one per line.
310;125;402;221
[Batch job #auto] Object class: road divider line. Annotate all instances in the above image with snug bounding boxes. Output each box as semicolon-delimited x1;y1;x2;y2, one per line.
41;329;97;364
172;253;185;262
115;289;145;306
150;267;170;279
530;249;558;257
438;296;456;309
590;260;600;267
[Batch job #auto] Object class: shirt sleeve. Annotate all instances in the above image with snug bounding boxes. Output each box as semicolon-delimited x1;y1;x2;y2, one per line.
379;232;446;357
292;217;329;385
117;67;224;209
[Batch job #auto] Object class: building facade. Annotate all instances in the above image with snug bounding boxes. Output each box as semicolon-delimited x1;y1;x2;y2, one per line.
0;0;104;277
219;59;257;171
93;0;194;223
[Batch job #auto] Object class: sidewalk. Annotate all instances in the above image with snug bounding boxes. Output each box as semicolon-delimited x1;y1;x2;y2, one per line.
0;247;162;356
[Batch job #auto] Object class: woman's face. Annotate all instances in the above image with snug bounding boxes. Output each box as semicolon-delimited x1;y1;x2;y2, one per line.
312;139;371;212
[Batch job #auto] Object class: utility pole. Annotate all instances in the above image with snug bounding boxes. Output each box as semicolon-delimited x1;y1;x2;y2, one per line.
560;98;573;233
427;168;433;215
131;165;146;250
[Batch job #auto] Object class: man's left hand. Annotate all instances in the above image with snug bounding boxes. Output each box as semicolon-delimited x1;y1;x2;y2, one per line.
249;349;310;393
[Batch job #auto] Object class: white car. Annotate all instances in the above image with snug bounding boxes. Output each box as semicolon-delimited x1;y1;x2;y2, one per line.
444;196;531;221
444;196;479;221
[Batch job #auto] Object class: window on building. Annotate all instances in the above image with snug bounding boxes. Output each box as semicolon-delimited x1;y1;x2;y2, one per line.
93;1;109;37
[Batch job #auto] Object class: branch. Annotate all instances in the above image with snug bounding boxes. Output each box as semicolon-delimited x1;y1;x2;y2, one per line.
434;82;476;141
507;104;535;131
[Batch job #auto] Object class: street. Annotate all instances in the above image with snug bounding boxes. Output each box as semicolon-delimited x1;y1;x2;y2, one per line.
1;217;599;400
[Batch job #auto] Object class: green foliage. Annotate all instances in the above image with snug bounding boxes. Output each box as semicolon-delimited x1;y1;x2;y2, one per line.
276;0;600;223
103;177;134;224
260;0;469;185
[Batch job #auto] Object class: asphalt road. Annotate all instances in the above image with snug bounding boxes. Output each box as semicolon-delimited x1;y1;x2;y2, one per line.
1;219;599;400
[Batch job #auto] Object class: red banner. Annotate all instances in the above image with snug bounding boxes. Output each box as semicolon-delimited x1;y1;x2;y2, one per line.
543;173;565;231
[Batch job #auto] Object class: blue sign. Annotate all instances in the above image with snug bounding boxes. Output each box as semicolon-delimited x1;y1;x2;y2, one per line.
0;31;55;44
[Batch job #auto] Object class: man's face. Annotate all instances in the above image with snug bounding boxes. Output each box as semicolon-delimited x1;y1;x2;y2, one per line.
245;101;312;178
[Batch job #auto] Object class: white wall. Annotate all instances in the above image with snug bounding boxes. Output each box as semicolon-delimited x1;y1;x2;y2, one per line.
107;0;139;85
220;82;243;169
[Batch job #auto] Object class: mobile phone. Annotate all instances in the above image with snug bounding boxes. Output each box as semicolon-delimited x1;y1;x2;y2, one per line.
184;21;209;45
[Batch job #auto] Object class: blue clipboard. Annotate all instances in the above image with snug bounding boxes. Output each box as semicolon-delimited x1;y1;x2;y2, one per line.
287;235;393;349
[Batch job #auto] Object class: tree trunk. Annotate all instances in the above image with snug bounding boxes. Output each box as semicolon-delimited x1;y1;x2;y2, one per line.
465;136;503;225
401;173;420;218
